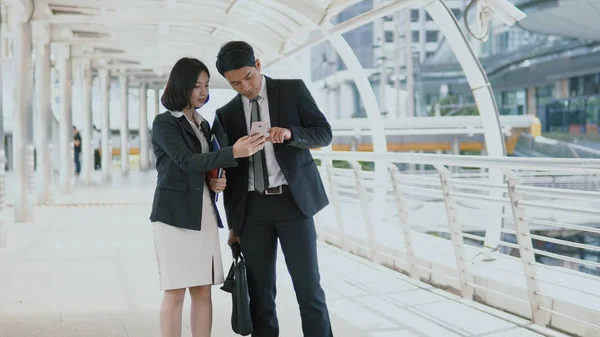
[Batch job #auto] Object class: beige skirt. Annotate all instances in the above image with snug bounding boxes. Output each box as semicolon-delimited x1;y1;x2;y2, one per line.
152;183;224;291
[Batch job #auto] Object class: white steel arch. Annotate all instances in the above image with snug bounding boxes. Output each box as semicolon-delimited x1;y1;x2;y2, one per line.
424;0;508;251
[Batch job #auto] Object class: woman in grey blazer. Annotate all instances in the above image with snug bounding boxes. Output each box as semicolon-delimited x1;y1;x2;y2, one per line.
150;57;265;337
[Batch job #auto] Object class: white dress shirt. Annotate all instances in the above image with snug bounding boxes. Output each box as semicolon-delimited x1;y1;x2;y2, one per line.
242;76;288;191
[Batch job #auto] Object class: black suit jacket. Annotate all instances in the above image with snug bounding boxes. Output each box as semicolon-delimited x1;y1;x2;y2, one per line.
214;77;332;235
149;112;238;231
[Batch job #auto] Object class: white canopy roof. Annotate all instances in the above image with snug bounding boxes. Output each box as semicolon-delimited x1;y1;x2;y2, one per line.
517;0;600;42
25;0;365;88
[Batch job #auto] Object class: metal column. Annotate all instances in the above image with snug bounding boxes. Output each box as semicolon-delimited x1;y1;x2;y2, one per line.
33;25;53;203
405;7;415;118
58;45;73;193
13;19;35;222
0;18;5;246
99;69;111;181
138;83;149;171
80;61;93;186
119;74;129;176
154;88;160;116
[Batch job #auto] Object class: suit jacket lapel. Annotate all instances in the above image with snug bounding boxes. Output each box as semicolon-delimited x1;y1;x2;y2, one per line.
266;77;279;127
177;116;198;140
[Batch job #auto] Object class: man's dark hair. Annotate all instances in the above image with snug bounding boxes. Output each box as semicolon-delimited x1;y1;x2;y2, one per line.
215;41;256;76
161;57;210;111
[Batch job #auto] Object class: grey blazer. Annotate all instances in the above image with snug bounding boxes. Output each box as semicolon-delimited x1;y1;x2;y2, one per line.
149;111;237;231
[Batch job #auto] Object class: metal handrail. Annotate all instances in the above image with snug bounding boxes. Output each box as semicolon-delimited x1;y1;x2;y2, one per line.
315;151;600;172
313;150;600;335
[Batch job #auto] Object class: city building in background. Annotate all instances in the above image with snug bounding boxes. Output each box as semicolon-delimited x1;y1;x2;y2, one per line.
309;0;600;136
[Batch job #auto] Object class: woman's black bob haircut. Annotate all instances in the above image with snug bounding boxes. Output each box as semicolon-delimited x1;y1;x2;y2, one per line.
161;57;210;111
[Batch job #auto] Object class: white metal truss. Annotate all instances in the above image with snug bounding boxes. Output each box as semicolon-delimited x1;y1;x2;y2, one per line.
14;0;362;85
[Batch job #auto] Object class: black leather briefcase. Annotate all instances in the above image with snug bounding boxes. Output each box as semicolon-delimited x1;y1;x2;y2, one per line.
221;243;253;336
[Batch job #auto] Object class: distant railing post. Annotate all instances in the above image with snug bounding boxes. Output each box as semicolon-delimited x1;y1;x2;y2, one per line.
351;161;377;261
504;170;549;325
325;164;347;246
389;164;417;278
436;165;474;299
0;150;6;247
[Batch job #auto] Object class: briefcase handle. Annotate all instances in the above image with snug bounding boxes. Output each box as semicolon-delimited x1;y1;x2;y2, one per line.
231;242;242;260
220;242;244;294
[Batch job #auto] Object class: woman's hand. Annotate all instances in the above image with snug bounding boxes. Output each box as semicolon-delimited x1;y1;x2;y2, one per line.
209;170;226;193
232;133;266;158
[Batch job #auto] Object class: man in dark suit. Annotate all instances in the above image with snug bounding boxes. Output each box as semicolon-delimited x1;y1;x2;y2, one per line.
214;41;334;337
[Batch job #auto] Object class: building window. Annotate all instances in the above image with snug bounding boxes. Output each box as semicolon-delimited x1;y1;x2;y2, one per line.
426;12;433;21
426;31;439;42
412;31;420;42
411;9;419;22
451;9;462;19
385;31;394;43
426;52;435;59
383;15;393;22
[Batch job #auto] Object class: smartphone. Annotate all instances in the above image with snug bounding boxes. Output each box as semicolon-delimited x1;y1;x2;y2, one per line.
249;121;269;136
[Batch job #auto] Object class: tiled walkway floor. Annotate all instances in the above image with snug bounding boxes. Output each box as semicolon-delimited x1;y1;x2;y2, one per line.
0;171;563;336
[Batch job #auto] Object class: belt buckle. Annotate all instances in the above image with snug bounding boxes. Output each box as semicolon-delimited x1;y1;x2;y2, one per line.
264;185;282;195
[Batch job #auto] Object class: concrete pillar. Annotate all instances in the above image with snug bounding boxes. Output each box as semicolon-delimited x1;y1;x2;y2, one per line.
58;46;73;193
379;73;387;117
80;61;93;186
99;69;111;181
138;83;149;171
418;9;426;64
13;19;35;222
405;8;415;118
314;88;328;117
393;11;402;118
554;79;568;99
33;24;52;203
150;88;160;168
526;87;537;116
119;74;129;176
154;88;160;116
328;88;337;118
338;82;354;119
0;19;5;247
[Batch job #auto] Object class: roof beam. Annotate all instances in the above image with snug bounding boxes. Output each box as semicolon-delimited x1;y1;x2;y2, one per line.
277;0;327;24
34;3;285;52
